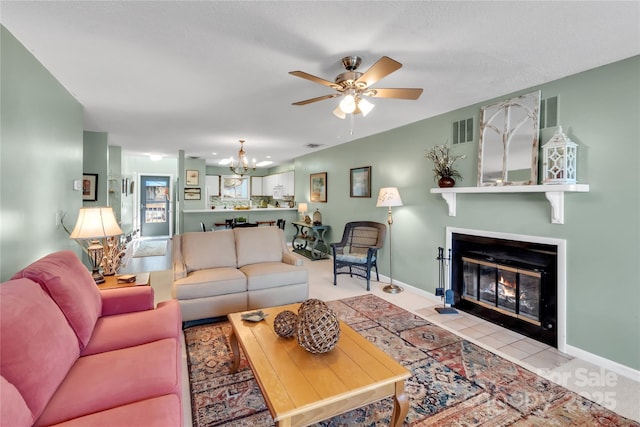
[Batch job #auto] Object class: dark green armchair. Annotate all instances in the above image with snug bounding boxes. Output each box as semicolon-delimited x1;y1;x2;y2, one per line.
330;221;386;291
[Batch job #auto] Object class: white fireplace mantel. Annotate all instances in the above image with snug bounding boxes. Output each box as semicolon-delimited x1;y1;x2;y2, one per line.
430;184;590;224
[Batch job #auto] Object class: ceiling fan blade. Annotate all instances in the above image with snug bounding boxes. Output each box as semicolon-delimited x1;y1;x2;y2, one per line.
356;56;402;87
289;71;340;89
292;93;339;106
369;88;424;100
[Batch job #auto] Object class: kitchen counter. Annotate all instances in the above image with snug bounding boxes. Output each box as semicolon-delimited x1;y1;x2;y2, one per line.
183;207;296;213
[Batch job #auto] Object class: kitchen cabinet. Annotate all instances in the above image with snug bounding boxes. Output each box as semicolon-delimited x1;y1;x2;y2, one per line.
205;175;220;203
262;175;275;197
251;172;295;198
268;171;294;197
282;171;294;196
251;176;263;196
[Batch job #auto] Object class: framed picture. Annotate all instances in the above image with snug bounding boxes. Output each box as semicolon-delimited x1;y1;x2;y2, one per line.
82;173;98;201
186;170;199;186
184;188;201;200
310;172;327;203
350;166;371;198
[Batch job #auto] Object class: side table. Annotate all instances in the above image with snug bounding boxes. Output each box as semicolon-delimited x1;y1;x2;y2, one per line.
98;272;151;290
291;221;330;260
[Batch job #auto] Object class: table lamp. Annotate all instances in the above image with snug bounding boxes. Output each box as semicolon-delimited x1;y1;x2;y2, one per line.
298;202;308;221
69;207;123;284
376;187;403;293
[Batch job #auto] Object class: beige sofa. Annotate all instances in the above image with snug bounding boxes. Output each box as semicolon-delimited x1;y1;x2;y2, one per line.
172;226;308;321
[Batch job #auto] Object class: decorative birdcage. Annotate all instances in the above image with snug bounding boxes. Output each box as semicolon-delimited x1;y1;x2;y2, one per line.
542;127;578;185
312;209;322;225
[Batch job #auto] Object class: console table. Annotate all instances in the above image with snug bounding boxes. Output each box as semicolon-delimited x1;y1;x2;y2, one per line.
291;221;330;260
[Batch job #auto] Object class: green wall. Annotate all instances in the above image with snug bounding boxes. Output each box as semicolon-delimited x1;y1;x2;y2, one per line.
83;131;109;207
294;57;640;371
0;26;84;281
2;21;637;371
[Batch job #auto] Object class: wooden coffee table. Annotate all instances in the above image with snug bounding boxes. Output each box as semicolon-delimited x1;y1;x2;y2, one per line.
228;303;411;427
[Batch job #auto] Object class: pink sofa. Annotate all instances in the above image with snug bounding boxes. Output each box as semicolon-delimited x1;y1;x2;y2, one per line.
0;251;183;427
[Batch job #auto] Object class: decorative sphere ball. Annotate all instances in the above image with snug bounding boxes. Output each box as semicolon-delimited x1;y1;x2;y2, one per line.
274;310;298;338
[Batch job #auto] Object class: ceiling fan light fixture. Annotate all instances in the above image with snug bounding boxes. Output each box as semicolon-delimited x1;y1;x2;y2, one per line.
290;55;422;119
339;93;356;114
358;98;375;116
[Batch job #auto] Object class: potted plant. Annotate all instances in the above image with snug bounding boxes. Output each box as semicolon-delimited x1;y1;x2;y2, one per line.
425;144;465;187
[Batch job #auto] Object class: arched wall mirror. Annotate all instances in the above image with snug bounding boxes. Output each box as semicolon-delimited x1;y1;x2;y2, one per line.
477;91;541;186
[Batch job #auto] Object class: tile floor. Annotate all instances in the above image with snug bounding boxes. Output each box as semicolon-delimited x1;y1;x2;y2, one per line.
125;238;640;423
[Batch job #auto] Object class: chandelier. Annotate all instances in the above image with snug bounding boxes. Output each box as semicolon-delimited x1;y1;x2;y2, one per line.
229;139;256;176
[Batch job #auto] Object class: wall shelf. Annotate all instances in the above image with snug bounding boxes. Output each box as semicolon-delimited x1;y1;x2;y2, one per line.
430;184;590;224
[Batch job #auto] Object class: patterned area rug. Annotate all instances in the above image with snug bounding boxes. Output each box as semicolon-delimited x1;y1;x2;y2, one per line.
185;294;639;426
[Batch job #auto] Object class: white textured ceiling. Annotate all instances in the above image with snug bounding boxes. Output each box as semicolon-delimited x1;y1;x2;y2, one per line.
2;1;639;166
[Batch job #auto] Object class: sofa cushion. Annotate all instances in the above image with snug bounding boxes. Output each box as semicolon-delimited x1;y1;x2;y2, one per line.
0;278;80;422
173;267;246;299
235;227;285;267
182;230;237;272
1;376;33;427
240;262;308;291
48;394;181;427
81;299;181;356
34;338;180;427
11;250;101;348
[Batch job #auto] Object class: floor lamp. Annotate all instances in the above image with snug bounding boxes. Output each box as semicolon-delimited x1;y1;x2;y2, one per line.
376;187;403;294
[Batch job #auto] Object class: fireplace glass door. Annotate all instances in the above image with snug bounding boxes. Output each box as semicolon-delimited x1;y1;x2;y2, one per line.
462;257;542;326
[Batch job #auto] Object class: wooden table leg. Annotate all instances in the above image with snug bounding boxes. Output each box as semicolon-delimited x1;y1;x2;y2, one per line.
229;328;240;374
390;380;409;427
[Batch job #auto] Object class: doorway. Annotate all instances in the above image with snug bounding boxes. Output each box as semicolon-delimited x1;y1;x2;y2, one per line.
139;175;172;238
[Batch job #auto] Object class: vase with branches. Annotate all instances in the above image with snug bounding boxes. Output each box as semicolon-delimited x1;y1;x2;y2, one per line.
425;144;465;187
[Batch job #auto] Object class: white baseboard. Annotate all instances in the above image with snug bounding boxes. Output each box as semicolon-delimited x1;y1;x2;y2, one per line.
380;274;640;383
377;274;443;304
565;344;640;382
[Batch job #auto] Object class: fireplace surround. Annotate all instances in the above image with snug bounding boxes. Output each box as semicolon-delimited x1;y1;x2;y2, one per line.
446;227;566;351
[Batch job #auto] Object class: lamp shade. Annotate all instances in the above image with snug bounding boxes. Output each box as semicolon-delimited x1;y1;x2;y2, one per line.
333;106;346;120
357;98;375;116
339;93;356;114
69;207;123;239
376;187;403;207
297;203;308;213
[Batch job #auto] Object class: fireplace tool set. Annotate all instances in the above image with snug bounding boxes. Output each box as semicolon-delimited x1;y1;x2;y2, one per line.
435;247;457;314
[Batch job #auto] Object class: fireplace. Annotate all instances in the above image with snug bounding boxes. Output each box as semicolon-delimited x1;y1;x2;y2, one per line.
449;229;564;348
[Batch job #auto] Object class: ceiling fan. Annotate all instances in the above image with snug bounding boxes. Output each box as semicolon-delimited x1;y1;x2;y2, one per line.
289;55;423;119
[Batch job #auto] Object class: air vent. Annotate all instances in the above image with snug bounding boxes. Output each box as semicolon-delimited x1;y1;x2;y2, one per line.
453;117;473;144
540;96;558;129
306;143;323;149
